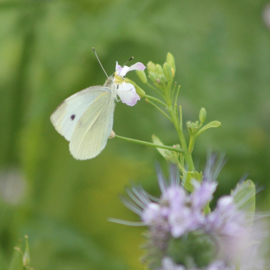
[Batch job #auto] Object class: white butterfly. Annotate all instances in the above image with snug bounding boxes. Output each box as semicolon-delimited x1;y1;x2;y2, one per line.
50;57;145;160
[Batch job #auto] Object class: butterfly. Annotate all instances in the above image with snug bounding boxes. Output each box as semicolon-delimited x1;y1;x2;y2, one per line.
50;76;117;160
50;50;145;160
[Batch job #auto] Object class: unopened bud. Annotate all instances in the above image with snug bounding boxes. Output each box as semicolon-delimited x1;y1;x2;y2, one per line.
163;62;173;82
171;68;175;77
199;107;207;124
148;71;157;82
147;61;156;73
157;74;166;84
155;64;164;74
166;52;176;71
136;70;147;84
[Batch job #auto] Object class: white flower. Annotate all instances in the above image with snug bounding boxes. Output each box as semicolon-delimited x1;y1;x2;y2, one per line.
114;61;146;106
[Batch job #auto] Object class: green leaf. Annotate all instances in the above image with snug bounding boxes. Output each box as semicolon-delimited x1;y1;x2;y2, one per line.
231;180;256;215
183;171;203;192
152;135;168;157
152;135;173;160
194;121;221;139
152;135;180;163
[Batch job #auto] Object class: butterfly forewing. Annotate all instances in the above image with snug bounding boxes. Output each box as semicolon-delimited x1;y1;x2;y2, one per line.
69;90;115;160
50;86;111;141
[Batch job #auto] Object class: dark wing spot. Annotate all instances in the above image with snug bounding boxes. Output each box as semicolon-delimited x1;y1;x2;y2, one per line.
117;84;119;89
70;114;76;120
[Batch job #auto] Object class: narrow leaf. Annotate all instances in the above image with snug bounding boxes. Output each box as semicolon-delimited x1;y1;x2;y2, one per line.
152;135;171;159
194;121;221;139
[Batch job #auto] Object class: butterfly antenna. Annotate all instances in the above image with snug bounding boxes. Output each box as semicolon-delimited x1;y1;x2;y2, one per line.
92;47;109;78
122;56;134;66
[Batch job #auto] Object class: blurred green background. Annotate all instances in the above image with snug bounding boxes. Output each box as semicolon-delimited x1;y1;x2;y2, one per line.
0;0;270;269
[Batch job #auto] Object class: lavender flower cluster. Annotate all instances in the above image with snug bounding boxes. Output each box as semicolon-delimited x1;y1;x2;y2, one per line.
121;166;265;270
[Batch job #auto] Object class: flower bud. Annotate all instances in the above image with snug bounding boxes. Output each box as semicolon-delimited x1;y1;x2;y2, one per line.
166;52;176;71
136;70;147;84
163;62;173;82
147;61;156;73
171;67;175;77
157;74;167;84
199;107;207;125
148;71;157;82
155;64;164;74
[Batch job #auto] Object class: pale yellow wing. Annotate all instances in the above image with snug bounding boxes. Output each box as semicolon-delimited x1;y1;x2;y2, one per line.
69;90;115;160
50;86;110;141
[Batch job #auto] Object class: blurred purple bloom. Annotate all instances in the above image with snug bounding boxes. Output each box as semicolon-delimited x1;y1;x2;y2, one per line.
191;181;217;210
118;165;266;270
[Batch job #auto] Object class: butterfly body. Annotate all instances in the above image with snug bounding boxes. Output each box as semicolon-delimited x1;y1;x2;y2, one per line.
50;76;116;160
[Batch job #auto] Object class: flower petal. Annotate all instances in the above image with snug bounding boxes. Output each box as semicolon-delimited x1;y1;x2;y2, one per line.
115;82;140;106
116;62;146;77
115;61;122;75
128;62;146;72
119;66;130;77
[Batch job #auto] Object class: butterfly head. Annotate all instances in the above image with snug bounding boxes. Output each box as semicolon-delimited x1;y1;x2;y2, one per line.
104;76;114;87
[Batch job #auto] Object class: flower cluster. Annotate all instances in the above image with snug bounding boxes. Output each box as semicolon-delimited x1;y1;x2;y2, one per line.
119;166;265;270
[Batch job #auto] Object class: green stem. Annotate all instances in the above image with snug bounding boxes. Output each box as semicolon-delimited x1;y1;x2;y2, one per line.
171;82;177;101
188;135;195;153
114;135;184;153
145;94;168;107
176;161;185;174
179;105;183;130
165;96;195;171
172;111;195;170
146;83;165;98
174;85;181;109
146;99;172;122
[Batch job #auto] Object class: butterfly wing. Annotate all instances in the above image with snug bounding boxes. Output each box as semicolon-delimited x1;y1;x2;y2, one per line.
51;85;115;159
69;90;115;160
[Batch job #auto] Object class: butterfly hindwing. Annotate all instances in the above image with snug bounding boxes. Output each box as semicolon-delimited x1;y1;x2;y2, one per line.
69;90;115;160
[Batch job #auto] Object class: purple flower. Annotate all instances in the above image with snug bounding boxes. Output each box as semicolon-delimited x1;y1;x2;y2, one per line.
142;203;163;225
191;180;217;210
114;61;146;106
116;165;267;270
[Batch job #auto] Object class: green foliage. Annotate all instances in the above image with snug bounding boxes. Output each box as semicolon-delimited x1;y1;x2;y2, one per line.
152;135;180;164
